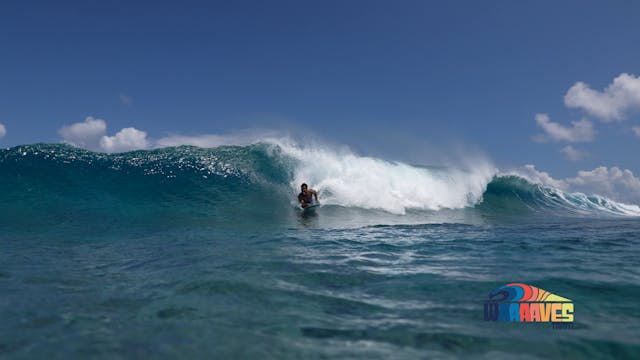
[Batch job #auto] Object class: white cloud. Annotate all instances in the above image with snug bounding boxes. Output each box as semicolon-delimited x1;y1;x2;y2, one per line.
58;116;107;150
59;117;148;153
59;118;283;153
564;73;640;121
534;113;595;142
560;145;586;162
518;164;569;190
120;94;133;106
632;126;640;138
517;164;640;204
567;166;640;202
100;127;149;152
0;123;6;138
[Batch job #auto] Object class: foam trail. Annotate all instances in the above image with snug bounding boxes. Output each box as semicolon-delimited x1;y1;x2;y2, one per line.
268;139;496;214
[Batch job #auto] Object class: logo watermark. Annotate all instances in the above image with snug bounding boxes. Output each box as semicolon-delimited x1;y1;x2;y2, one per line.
484;283;573;328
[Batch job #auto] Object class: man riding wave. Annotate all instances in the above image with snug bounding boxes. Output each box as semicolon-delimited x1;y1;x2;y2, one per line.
298;183;319;208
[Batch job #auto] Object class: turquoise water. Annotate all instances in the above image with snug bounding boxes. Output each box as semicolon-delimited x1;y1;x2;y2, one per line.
1;144;639;359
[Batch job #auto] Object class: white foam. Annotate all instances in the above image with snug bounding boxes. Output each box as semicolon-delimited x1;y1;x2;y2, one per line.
268;139;496;214
560;191;640;216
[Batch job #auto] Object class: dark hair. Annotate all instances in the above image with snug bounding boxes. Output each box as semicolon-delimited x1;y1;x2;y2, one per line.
301;183;308;189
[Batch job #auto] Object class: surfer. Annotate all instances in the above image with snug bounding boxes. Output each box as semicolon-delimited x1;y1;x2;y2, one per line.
298;183;319;208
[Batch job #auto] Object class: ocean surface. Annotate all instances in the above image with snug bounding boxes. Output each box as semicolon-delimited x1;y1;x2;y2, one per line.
1;143;639;359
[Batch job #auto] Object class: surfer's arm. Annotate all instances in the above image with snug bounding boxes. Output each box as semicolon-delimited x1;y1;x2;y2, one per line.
311;189;318;202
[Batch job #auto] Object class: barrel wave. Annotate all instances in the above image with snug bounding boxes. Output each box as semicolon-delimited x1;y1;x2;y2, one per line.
1;142;638;234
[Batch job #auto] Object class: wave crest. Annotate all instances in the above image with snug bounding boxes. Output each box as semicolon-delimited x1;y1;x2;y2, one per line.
1;142;638;230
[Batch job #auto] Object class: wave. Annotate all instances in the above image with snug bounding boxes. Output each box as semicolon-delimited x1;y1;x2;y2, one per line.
479;175;640;216
1;142;638;231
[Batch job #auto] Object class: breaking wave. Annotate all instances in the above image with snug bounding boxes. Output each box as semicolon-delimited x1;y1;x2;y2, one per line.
1;141;638;232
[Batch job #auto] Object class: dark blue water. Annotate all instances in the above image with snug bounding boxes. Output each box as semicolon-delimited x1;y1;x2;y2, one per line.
1;144;639;359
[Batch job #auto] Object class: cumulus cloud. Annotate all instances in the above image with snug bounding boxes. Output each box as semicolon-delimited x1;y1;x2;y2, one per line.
58;116;107;149
560;145;586;162
59;118;279;153
518;164;569;190
100;127;149;152
534;113;595;142
517;164;640;204
564;73;640;121
0;123;6;138
632;126;640;138
59;117;148;153
567;167;640;202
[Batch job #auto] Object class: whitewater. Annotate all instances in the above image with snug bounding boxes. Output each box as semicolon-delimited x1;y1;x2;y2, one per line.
1;140;640;359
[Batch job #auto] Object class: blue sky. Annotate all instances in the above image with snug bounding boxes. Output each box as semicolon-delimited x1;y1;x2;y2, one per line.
1;0;640;179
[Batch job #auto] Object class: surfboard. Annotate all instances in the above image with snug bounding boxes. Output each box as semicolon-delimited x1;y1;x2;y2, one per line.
301;203;320;212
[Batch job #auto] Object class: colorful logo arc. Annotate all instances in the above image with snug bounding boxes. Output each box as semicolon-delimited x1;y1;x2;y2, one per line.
484;283;574;323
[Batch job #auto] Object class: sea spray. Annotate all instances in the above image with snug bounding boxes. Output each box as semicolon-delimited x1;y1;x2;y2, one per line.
270;139;496;214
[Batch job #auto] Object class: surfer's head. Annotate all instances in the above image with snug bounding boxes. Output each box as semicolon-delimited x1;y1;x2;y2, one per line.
301;183;308;192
